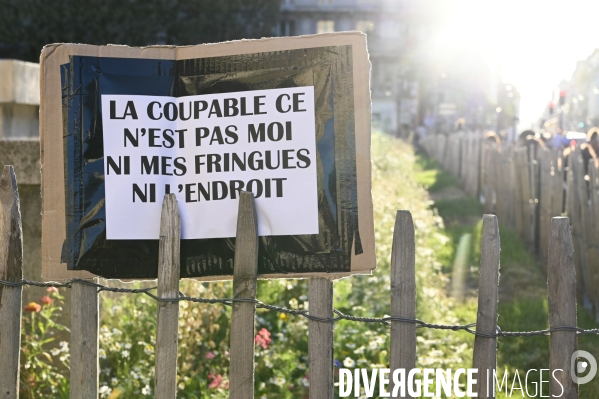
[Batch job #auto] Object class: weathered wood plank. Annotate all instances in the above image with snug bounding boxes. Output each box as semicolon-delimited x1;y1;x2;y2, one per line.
389;210;416;397
0;165;23;399
309;277;334;399
70;280;99;398
548;217;578;399
538;149;552;268
229;192;259;399
513;149;527;244
472;215;501;399
573;149;595;312
589;164;599;319
154;194;181;398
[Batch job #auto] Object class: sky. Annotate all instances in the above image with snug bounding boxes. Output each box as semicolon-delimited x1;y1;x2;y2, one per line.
437;0;599;130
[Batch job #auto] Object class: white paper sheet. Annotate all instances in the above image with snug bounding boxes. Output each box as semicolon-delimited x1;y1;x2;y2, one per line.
101;87;318;240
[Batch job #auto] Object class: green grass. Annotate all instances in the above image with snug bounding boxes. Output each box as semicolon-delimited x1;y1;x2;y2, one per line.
413;155;460;193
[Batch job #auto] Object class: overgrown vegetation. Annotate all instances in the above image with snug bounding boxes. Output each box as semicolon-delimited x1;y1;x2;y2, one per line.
19;132;599;398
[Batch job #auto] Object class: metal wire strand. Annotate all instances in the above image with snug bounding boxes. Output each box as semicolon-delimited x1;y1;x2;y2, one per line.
3;278;598;339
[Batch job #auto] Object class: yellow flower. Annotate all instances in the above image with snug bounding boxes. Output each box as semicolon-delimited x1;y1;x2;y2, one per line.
279;313;287;321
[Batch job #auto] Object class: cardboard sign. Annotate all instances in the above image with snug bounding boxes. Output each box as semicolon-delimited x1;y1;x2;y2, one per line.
40;33;375;281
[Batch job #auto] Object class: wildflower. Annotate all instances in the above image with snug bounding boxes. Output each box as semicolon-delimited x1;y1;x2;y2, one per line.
122;350;130;358
268;376;286;386
24;302;41;313
205;351;216;359
99;385;112;398
208;373;223;389
279;313;287;321
111;378;119;387
333;360;342;368
47;286;59;293
343;357;355;368
40;296;53;305
255;328;272;349
141;384;151;395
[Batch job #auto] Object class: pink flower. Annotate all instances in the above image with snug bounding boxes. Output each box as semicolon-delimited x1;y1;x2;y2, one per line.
47;287;59;293
40;296;53;305
255;328;272;349
208;374;223;389
205;351;216;359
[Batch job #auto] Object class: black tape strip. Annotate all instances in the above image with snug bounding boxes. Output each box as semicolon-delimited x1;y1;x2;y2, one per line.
61;46;360;279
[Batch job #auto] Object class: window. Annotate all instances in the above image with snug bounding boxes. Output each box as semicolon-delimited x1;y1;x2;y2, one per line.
279;20;296;36
356;20;374;34
317;20;335;34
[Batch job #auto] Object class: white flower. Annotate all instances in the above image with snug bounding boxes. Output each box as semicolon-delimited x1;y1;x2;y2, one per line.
99;385;112;398
343;357;356;368
141;384;151;395
122;350;130;358
269;377;286;386
124;343;132;349
111;378;119;386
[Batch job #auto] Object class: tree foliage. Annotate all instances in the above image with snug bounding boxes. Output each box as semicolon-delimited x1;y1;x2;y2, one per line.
0;0;280;62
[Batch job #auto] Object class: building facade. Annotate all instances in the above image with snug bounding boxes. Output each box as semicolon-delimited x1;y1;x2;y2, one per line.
278;0;433;134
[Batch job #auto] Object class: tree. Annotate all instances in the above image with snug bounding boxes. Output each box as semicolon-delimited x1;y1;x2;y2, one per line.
0;0;280;62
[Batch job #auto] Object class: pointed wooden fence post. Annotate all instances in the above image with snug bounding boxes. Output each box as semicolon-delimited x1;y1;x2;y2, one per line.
70;280;99;399
154;194;181;398
229;192;259;399
390;210;416;398
309;277;334;399
472;214;501;399
548;217;578;399
0;166;23;399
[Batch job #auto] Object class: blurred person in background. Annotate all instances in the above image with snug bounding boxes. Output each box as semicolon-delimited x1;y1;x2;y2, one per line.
484;131;502;151
588;127;599;155
551;129;569;149
518;129;545;162
562;127;598;178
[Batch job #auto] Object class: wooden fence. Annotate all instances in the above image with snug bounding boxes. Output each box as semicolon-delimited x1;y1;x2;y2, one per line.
421;133;599;321
0;164;586;398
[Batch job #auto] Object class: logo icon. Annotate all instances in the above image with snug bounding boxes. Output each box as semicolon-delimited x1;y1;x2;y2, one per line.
571;350;597;384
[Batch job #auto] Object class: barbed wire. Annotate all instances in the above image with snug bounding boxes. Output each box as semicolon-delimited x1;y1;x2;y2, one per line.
2;278;599;339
